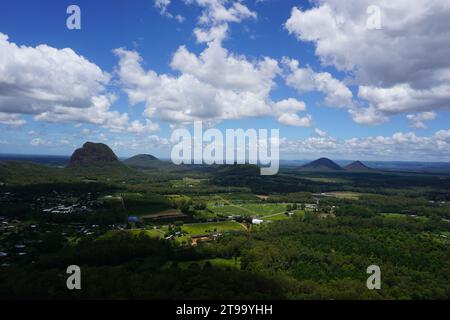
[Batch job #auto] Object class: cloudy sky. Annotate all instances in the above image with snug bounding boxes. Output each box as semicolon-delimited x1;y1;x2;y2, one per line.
0;0;449;161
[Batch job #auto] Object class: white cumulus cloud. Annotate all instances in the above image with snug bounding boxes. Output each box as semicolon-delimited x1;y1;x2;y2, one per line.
283;57;353;109
185;0;257;43
407;111;437;129
115;41;311;127
285;1;450;125
281;129;450;161
0;33;158;134
0;112;26;127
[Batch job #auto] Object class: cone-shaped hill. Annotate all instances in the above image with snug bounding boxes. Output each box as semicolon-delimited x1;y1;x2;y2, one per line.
345;160;374;172
123;154;161;168
300;158;343;171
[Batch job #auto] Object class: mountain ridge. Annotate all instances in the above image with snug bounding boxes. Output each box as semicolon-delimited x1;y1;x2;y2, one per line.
123;154;159;165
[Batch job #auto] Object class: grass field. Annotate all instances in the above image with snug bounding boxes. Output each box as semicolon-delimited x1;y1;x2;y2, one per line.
382;213;429;222
100;221;245;244
181;221;246;235
140;209;185;219
192;210;217;220
171;221;247;244
100;228;166;240
170;177;206;187
208;202;288;217
302;177;349;183
264;213;289;221
326;191;368;200
207;204;249;216
265;210;305;221
219;193;260;201
130;228;166;238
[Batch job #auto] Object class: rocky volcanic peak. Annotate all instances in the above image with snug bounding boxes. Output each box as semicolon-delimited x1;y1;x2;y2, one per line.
69;142;119;167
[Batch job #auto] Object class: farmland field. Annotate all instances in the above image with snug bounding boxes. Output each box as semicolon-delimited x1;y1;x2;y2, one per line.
181;221;246;235
100;228;166;239
170;177;206;187
325;191;369;200
140;209;186;219
302;177;349;183
264;213;289;221
208;202;288;217
265;210;305;221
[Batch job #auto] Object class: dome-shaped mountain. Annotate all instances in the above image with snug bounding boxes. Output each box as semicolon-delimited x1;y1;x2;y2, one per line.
300;158;343;171
68;142;120;167
345;160;373;171
123;154;160;168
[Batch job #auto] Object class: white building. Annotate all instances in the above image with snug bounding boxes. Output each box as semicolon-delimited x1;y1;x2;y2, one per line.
252;218;264;225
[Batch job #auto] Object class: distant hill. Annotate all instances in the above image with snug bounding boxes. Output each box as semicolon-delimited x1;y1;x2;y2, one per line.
300;158;343;171
0;143;139;183
0;155;69;167
68;142;121;167
345;160;374;172
122;154;185;173
123;154;160;168
0;161;66;184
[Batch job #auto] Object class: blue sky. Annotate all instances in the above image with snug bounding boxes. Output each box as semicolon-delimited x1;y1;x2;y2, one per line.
0;0;449;161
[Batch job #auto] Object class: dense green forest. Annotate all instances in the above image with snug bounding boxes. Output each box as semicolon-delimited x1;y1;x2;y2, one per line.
0;160;449;300
1;214;448;299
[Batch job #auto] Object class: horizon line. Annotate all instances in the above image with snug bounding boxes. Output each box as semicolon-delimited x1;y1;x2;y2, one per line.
0;153;450;164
